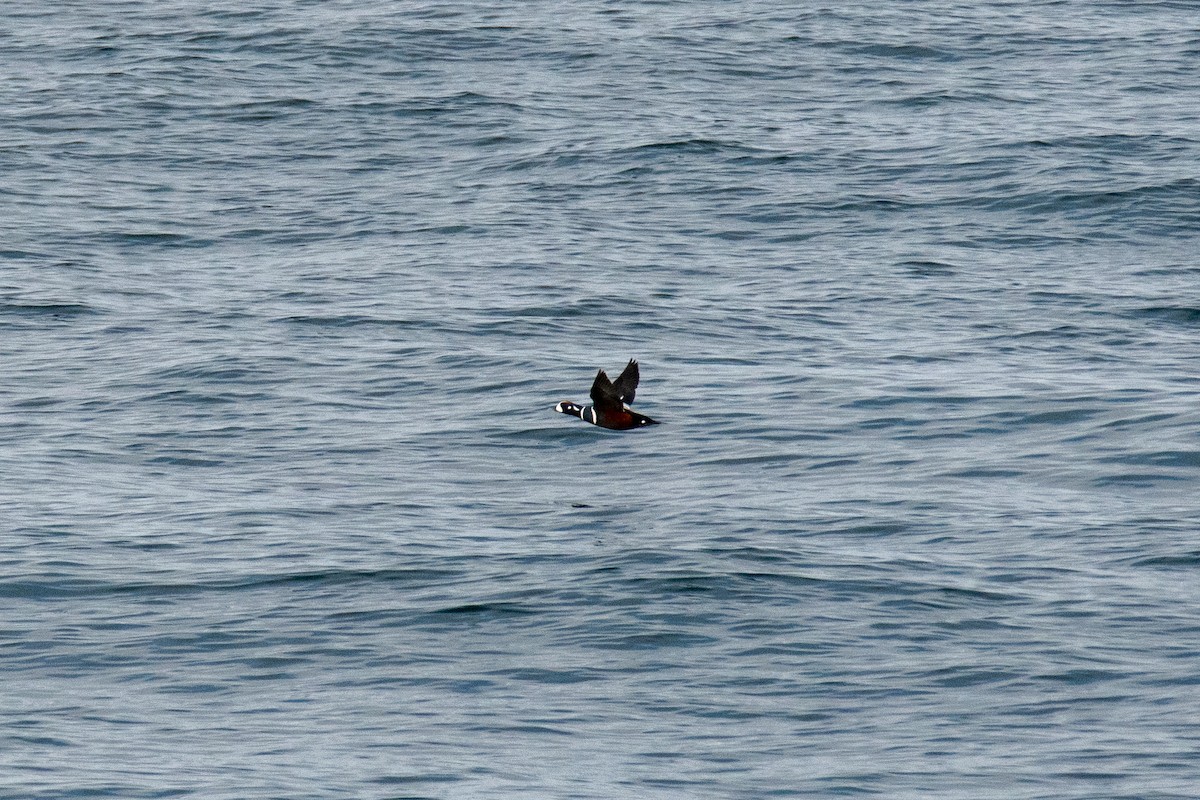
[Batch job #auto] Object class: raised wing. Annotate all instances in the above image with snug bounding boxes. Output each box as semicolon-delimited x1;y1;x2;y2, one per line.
589;368;621;410
612;359;639;405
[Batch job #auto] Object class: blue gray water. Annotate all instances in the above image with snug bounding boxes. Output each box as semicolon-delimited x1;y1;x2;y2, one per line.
4;1;1200;798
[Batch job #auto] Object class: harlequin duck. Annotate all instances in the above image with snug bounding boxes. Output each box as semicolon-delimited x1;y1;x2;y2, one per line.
555;359;660;430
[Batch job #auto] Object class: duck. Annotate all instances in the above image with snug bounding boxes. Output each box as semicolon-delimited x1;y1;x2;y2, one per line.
555;359;660;430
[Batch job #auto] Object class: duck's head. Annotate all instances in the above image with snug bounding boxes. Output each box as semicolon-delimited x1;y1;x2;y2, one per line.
554;401;582;415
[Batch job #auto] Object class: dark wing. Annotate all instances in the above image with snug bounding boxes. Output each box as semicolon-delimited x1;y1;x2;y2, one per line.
612;359;640;405
589;368;622;410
